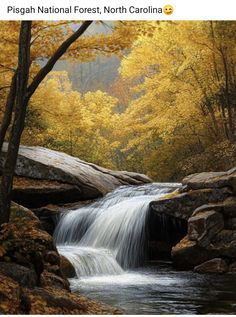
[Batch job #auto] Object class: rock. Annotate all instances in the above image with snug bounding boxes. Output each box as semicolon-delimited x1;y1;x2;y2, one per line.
229;261;236;272
0;273;21;314
60;255;76;278
32;204;60;234
171;236;216;269
9;176;82;208
227;175;236;195
220;197;236;217
0;203;122;315
191;197;236;217
0;203;58;274
225;217;236;230
44;264;61;275
150;187;230;220
188;210;224;247
40;271;70;290
10;201;40;223
0;262;37;287
23;286;122;314
32;201;95;235
182;167;236;190
1;143;151;202
193;258;228;273
44;251;60;265
0;274;121;314
208;230;236;258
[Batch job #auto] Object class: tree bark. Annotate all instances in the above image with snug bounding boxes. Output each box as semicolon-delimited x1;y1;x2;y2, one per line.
0;71;17;155
0;21;31;224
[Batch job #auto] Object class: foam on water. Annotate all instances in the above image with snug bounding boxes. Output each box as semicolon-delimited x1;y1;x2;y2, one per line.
54;183;180;276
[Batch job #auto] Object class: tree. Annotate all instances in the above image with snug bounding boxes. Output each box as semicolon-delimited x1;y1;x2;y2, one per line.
117;21;236;179
0;20;150;224
0;21;93;224
30;71;119;166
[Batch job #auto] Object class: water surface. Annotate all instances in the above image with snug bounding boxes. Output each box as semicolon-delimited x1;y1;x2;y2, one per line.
70;262;236;314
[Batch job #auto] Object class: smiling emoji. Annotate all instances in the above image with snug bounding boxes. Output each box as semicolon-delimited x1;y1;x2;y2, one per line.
163;5;173;15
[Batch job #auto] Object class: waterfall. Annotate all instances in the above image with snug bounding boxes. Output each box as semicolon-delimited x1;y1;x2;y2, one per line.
54;183;180;277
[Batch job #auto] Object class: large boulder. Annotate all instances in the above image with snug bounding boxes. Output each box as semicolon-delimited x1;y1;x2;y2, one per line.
171;236;217;269
150;187;231;220
9;176;82;208
182;167;236;191
208;229;236;258
60;255;76;278
193;258;228;274
1;143;151;203
0;262;37;287
188;210;224;247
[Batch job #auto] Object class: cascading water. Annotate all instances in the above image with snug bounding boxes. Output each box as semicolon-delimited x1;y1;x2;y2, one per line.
54;183;180;276
53;183;236;315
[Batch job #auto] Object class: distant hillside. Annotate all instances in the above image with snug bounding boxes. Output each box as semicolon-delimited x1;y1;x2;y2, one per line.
53;21;121;93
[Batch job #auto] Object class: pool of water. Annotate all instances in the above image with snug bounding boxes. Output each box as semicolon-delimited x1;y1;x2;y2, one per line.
69;262;236;314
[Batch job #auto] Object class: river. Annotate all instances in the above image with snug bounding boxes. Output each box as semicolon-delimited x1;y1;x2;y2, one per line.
54;183;236;314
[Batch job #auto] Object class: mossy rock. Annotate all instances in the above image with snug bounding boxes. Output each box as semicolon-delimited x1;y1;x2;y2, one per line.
9;202;39;223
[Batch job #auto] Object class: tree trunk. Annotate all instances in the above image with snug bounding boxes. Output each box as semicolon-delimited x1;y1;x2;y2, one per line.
0;21;93;225
0;21;31;224
0;71;17;154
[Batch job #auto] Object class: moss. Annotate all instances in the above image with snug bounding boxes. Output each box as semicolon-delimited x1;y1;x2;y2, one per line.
159;189;181;201
10;202;39;223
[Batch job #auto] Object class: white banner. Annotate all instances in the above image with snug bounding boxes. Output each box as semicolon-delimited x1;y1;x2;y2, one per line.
0;0;235;20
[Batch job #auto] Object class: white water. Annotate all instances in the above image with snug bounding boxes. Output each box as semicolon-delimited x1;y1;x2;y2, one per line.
54;183;180;276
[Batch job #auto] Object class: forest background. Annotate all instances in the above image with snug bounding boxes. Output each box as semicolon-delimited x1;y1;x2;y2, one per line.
0;21;235;181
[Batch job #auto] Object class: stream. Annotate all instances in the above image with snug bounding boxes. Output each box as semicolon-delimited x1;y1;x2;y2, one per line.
54;183;236;314
69;262;236;314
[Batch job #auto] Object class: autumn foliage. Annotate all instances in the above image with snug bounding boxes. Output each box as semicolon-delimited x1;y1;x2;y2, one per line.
0;21;236;181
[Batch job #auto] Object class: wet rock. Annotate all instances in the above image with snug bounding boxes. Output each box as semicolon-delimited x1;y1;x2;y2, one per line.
229;261;236;273
32;204;60;234
60;255;76;278
188;210;224;247
220;197;236;217
208;230;236;258
194;258;228;273
191;197;236;218
150;188;230;220
40;271;70;290
0;262;37;287
182;167;236;190
171;236;216;269
225;217;236;230
44;264;61;275
1;143;151;201
44;251;60;266
227;175;236;195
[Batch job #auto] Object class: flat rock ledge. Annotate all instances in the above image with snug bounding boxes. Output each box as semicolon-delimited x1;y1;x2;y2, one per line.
149;166;236;273
0;143;151;205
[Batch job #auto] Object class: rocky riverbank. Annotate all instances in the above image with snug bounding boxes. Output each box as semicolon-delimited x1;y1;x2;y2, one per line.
1;143;151;207
1;144;235;315
0;203;122;314
0;144;151;314
150;167;236;273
